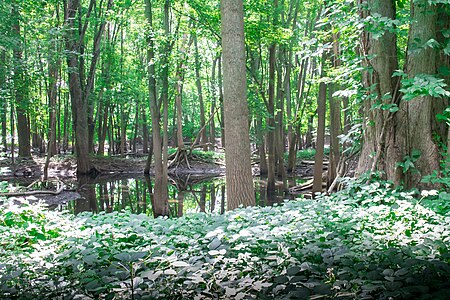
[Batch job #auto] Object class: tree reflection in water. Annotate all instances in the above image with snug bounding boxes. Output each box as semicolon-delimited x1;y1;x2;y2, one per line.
69;174;304;217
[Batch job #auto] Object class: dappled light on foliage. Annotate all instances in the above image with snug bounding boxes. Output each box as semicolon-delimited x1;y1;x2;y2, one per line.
1;180;449;299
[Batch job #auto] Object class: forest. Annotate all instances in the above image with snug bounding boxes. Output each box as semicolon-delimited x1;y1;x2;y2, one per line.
0;0;449;299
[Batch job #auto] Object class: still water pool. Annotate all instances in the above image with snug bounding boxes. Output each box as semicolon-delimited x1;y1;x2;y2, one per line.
67;174;305;217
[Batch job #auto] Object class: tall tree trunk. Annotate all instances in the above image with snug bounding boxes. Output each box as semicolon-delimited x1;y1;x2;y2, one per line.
218;56;225;147
312;54;327;194
47;56;59;158
221;0;256;210
63;91;69;152
267;44;277;192
86;0;112;154
193;32;208;151
357;0;402;183
402;0;444;188
0;50;7;152
142;108;149;154
119;108;127;155
209;56;218;151
327;83;341;186
133;105;139;153
13;5;31;157
64;0;93;174
144;0;168;215
275;47;287;186
174;34;192;151
437;6;450;162
257;117;268;175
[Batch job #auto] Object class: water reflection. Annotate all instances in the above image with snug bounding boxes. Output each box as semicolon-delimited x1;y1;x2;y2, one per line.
69;175;304;217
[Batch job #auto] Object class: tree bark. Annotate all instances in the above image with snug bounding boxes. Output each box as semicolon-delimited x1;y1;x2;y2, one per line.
193;32;208;151
0;50;7;152
221;0;256;210
312;54;327;194
64;0;92;174
209;56;218;151
402;0;444;188
12;4;31;157
357;0;402;183
144;0;169;215
267;43;277;192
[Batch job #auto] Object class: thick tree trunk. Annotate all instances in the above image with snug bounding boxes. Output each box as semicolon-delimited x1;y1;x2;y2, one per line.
402;0;444;188
357;0;403;183
221;0;256;210
64;0;92;174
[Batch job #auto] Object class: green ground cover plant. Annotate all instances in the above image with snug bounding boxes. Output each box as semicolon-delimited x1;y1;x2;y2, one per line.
0;180;449;299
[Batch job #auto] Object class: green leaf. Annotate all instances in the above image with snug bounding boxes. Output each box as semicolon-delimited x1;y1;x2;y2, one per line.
172;261;190;267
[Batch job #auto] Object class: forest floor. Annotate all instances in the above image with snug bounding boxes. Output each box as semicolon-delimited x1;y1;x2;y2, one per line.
0;152;226;181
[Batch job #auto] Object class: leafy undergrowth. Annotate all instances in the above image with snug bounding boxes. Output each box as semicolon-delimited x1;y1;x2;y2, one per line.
1;181;449;299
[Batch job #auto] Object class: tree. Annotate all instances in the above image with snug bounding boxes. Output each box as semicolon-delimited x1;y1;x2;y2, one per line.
64;0;93;174
312;53;327;194
220;0;255;209
12;3;31;157
144;0;169;216
357;0;447;188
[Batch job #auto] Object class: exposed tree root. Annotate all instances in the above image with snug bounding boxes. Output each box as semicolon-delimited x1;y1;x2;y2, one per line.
0;180;65;198
168;148;192;169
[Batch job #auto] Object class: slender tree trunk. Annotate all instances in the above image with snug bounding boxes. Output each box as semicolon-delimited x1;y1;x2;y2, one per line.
266;0;279;193
327;83;341;186
63;91;69;152
86;0;112;154
193;33;208;151
267;44;276;192
174;34;192;150
120;108;127;155
209;56;218;151
312;54;327;194
257;117;268;175
218;56;225;147
161;0;171;186
142;108;149;154
275;46;287;185
133;105;139;153
0;50;7;152
221;0;256;210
